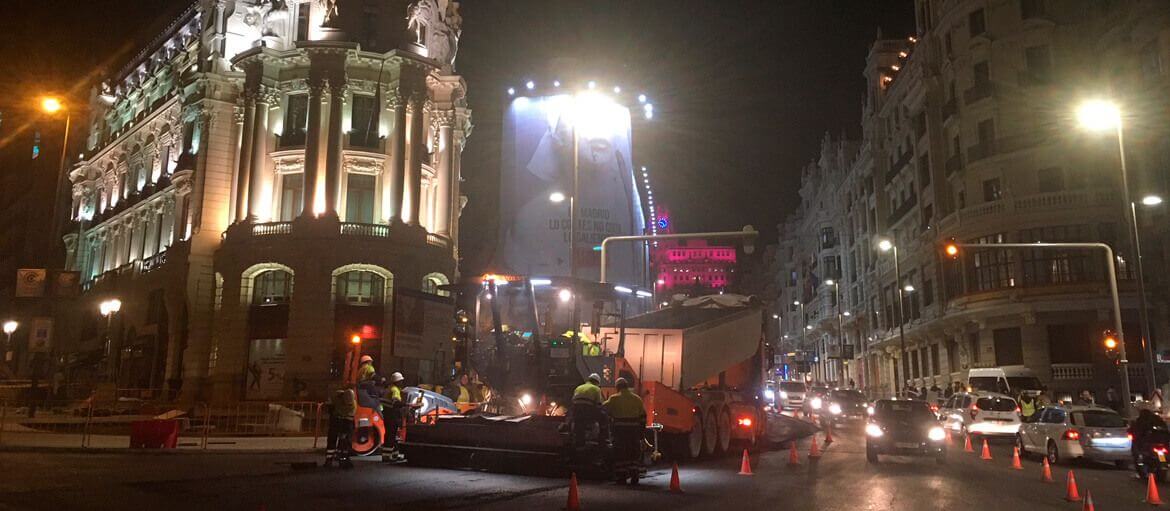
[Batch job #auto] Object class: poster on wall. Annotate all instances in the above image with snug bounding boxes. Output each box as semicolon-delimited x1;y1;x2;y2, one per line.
498;94;646;284
29;317;53;353
247;338;286;400
15;269;46;297
393;289;454;369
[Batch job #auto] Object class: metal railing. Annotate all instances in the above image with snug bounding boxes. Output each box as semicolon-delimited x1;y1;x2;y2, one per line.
0;397;324;450
426;233;451;248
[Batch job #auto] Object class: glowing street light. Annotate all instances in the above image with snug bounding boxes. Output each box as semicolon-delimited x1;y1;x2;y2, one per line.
99;298;122;318
2;320;16;336
1075;99;1121;132
876;237;909;393
1141;195;1163;206
558;288;572;303
41;97;63;114
548;191;566;203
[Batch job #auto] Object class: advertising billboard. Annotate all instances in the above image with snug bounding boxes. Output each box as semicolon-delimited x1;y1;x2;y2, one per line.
498;93;646;285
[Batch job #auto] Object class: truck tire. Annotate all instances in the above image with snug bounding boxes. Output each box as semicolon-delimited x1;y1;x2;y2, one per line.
702;408;718;457
716;407;732;455
687;413;704;460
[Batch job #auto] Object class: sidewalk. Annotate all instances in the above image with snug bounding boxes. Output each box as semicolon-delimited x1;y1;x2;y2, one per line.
0;431;321;453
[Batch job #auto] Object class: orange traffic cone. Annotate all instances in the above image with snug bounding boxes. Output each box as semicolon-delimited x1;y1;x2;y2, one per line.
808;435;823;459
980;439;993;461
1065;470;1082;502
1011;446;1023;470
964;434;974;453
567;472;581;511
824;423;834;445
669;463;683;493
1082;490;1094;511
1041;457;1054;483
738;449;754;476
787;441;801;467
1146;473;1164;505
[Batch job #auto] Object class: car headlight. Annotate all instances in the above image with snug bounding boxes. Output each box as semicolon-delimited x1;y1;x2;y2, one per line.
810;397;823;410
779;391;788;399
764;389;776;401
866;423;884;437
928;426;946;442
829;403;842;415
866;405;875;416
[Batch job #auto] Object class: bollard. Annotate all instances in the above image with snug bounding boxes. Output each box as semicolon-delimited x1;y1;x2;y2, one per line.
82;400;95;448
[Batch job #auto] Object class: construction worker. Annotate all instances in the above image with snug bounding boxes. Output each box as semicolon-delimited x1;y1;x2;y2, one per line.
357;355;376;383
380;371;409;462
325;385;356;469
605;378;646;472
571;373;605;446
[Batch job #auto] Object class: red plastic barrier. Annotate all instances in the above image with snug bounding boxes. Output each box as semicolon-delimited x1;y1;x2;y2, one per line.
129;419;179;449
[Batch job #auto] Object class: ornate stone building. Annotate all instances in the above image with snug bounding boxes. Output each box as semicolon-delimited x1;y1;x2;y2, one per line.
774;0;1170;398
62;0;470;401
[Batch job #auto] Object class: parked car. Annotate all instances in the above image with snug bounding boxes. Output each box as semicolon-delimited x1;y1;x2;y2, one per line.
1018;404;1131;467
865;399;947;464
776;380;808;411
939;391;1021;438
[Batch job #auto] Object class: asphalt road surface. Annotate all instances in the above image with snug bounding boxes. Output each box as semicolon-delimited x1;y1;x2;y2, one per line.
0;421;1162;510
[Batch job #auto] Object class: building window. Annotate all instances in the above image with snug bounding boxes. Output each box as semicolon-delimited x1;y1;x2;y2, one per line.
820;227;836;249
279;173;304;221
969;8;986;38
922;279;934;306
295;1;311;41
1020;225;1092;285
349;95;380;149
422;272;450;297
993;328;1024;366
281;94;309;147
1037;167;1064;193
1024;45;1053;83
253;270;293;305
336;270;385;305
982;178;1002;202
970;233;1014;291
345;174;376;223
1020;0;1046;20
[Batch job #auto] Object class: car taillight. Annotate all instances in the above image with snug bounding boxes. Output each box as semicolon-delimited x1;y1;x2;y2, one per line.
737;417;753;428
1155;446;1168;456
1062;429;1080;441
1015;406;1021;414
929;403;939;413
1128;433;1135;441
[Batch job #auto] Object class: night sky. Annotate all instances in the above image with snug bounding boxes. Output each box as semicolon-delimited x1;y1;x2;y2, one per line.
0;0;914;272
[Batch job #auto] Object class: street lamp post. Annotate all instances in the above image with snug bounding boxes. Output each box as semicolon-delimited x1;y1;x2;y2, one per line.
99;299;122;384
877;238;908;395
1077;100;1157;394
826;279;844;385
794;300;807;381
2;320;17;371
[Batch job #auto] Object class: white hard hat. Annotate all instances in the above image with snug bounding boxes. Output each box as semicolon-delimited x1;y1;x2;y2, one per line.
390;371;405;383
588;373;601;384
360;355;373;364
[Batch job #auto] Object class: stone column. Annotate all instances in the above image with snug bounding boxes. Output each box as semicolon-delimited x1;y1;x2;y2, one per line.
235;92;256;224
247;86;275;222
63;233;79;271
433;110;455;236
301;76;327;216
171;170;193;243
405;96;425;225
324;78;347;216
384;92;406;222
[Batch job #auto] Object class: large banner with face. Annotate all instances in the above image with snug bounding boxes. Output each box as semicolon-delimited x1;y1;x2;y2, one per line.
499;94;646;285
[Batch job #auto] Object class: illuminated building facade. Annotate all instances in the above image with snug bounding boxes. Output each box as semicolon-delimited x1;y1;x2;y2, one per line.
649;207;738;295
62;0;469;400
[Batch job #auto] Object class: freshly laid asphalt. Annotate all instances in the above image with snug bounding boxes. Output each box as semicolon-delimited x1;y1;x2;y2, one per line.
0;419;1160;510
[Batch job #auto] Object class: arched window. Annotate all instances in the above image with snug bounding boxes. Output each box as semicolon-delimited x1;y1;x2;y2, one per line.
421;272;450;297
253;269;293;305
336;270;385;305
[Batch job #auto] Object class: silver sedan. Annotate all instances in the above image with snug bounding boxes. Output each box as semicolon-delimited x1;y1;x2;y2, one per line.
1017;405;1131;467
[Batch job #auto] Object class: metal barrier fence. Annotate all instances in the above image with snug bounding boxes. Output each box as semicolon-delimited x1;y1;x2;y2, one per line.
0;398;324;450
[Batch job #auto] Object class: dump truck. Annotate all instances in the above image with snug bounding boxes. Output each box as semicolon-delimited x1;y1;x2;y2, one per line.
595;294;767;460
401;277;769;474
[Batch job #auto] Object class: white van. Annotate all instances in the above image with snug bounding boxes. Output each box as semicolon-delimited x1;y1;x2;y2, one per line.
966;367;1044;396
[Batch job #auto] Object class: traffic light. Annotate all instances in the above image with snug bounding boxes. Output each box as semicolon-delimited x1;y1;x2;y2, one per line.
942;238;960;259
1103;330;1120;361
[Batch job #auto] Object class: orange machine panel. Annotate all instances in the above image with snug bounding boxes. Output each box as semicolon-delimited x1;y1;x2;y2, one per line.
643;380;695;434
